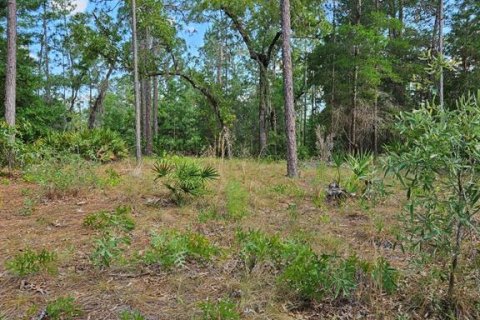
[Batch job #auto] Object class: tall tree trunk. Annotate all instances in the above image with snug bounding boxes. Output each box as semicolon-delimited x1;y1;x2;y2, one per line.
281;0;298;178
331;0;337;134
131;0;142;163
88;65;114;129
438;0;444;108
258;63;269;155
42;0;51;103
5;0;17;129
152;74;159;138
350;0;361;154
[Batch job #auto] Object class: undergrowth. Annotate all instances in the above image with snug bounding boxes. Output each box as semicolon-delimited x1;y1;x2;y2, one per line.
5;248;57;276
143;230;219;269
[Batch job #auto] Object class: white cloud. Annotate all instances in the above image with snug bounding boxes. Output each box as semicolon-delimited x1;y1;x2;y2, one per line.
71;0;89;14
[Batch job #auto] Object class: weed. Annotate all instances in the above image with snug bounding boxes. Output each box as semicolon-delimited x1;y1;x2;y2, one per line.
119;310;146;320
5;248;57;276
83;206;135;232
19;197;36;216
23;155;99;199
198;206;221;223
46;296;82;319
370;257;399;294
102;167;122;187
143;230;219;269
225;180;249;220
287;203;298;220
90;233;131;268
199;298;240;320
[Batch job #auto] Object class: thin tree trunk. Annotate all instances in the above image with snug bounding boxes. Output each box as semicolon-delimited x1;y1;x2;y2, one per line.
350;0;361;154
373;89;378;156
281;0;298;178
42;0;51;103
259;64;269;155
152;74;159;138
438;0;444;108
131;0;142;163
5;0;17;128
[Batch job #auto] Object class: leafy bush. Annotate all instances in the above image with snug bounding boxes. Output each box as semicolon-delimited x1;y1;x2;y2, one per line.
35;128;128;162
23;155;100;199
5;248;57;276
385;91;480;299
225;180;249;220
199;298;240;320
83;206;135;232
143;230;219;269
90;233;131;268
153;157;219;204
46;296;83;320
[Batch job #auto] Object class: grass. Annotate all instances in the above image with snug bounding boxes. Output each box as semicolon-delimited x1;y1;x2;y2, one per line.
0;157;477;319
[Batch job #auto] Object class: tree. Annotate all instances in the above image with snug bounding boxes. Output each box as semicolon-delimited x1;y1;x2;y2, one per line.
4;0;17;129
131;0;142;163
386;91;480;302
281;0;298;177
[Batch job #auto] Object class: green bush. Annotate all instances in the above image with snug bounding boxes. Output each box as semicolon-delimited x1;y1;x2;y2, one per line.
199;298;240;320
386;91;480;300
5;248;57;276
153;157;219;204
46;296;83;320
35;128;128;162
143;230;219;269
83;206;135;232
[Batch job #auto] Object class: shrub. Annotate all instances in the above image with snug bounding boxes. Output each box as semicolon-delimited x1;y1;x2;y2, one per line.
385;91;480;300
225;180;249;220
153;157;219;204
5;248;57;276
90;233;131;268
83;206;135;232
46;296;83;320
143;230;219;269
35;128;128;162
199;298;240;320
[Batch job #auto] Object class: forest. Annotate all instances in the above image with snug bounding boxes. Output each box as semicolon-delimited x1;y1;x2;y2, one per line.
1;0;480;319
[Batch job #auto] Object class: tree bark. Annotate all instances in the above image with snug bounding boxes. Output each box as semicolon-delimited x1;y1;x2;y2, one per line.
281;0;298;177
5;0;17;128
131;0;142;163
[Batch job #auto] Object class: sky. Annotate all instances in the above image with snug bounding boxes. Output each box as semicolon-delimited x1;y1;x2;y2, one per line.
72;0;89;14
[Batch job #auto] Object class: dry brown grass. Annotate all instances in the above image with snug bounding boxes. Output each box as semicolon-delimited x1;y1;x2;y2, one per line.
0;157;478;319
